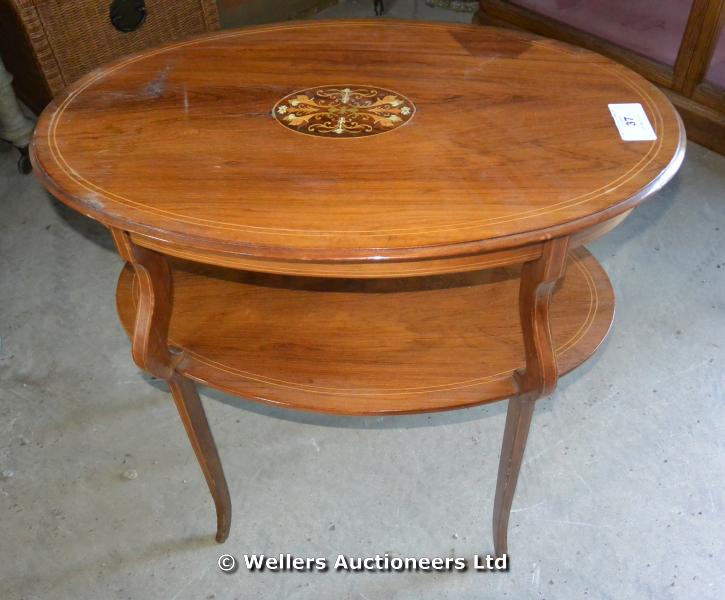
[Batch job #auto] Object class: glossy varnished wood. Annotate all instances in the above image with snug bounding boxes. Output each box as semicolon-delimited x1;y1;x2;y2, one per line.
515;237;569;397
475;0;725;155
474;0;675;88
493;394;536;557
30;20;685;550
116;247;614;415
493;237;568;557
128;232;545;278
126;209;629;278
31;20;684;267
111;229;175;379
111;229;231;542
672;0;725;97
168;374;231;543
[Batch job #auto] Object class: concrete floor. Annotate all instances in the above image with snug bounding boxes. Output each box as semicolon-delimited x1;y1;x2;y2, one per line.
312;0;475;21
2;3;725;599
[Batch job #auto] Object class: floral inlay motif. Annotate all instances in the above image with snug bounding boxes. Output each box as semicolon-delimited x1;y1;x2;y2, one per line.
273;85;415;138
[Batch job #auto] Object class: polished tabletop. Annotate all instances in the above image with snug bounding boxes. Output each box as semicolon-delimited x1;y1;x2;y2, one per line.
31;20;684;261
28;18;686;551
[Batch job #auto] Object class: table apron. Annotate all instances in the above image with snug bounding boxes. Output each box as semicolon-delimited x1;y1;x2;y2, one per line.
124;211;631;279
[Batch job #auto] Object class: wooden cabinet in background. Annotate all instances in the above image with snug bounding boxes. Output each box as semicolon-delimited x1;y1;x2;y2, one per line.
475;0;725;155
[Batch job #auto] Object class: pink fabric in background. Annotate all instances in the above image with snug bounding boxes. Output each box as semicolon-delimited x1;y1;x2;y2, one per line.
706;29;725;88
512;0;693;67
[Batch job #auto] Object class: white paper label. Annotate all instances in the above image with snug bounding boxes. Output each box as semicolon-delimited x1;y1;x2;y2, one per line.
608;103;657;141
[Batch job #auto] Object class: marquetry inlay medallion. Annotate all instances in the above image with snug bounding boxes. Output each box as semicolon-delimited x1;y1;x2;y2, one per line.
273;85;415;137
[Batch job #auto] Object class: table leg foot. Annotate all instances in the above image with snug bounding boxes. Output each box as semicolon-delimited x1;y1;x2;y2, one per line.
169;374;232;543
492;394;536;557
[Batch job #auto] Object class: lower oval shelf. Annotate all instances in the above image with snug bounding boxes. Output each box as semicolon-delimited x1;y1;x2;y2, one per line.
116;247;614;415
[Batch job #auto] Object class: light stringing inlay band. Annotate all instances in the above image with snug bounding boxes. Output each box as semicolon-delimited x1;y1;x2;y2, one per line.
273;85;415;137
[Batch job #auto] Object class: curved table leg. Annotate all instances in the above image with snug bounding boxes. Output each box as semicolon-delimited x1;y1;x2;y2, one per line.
492;237;569;557
111;228;232;543
169;374;232;542
493;394;535;557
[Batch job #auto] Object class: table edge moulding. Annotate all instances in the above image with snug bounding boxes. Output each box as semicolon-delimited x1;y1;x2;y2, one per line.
29;19;686;556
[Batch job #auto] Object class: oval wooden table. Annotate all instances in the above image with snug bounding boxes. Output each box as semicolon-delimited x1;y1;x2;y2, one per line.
30;20;685;555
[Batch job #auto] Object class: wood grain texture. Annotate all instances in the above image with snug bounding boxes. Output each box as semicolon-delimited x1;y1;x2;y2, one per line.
112;228;231;542
515;237;569;397
692;81;725;115
169;373;232;543
126;210;630;278
31;20;684;265
673;0;725;96
475;1;725;155
493;393;536;557
111;229;175;379
491;236;568;558
30;20;685;550
115;247;614;415
474;1;675;88
663;87;725;156
130;232;546;278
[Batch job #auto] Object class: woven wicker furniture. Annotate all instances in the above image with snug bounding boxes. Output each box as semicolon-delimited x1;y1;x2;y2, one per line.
0;0;220;113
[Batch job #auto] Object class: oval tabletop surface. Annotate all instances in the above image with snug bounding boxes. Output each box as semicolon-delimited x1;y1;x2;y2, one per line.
32;19;685;261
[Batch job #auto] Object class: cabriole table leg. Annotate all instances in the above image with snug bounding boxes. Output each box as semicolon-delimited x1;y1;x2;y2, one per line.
493;394;536;557
169;374;232;542
492;237;570;557
111;229;232;543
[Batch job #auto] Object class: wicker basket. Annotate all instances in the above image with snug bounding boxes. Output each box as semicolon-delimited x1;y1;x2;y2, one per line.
0;0;220;113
